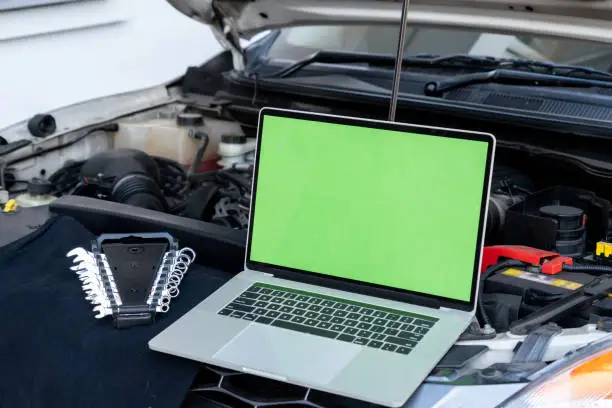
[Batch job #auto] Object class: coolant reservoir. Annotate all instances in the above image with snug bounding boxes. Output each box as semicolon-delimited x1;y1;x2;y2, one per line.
15;178;56;208
114;113;244;171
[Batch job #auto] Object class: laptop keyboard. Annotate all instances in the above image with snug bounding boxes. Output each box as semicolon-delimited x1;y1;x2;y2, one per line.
218;283;438;355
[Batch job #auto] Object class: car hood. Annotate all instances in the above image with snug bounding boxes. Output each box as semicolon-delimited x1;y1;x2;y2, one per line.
168;0;612;51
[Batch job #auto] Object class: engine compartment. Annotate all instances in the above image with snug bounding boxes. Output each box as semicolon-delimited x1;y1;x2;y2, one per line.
3;104;612;345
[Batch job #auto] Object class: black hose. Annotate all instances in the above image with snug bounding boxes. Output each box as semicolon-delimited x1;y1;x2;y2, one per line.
48;160;85;194
216;170;252;191
563;264;612;274
152;156;188;197
189;170;220;183
478;259;525;327
187;132;209;179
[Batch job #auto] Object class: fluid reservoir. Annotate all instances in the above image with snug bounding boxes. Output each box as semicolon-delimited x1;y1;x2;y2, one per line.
113;113;244;171
15;178;56;208
218;134;257;168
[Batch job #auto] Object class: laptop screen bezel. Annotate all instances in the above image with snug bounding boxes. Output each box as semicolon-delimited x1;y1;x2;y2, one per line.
245;107;495;312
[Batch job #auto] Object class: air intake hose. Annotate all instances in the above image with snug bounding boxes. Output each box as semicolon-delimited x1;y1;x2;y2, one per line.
79;149;166;211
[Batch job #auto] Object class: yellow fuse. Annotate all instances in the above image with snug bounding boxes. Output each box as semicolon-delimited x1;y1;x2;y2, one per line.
605;243;612;257
596;242;605;256
2;199;18;213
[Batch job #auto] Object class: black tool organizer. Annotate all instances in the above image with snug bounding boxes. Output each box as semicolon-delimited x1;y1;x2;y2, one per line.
91;232;178;328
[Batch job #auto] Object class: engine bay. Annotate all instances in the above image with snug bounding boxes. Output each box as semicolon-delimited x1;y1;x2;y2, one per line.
2;103;612;378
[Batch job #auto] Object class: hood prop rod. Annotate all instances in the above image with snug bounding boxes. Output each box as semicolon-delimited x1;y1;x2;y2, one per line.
388;0;411;122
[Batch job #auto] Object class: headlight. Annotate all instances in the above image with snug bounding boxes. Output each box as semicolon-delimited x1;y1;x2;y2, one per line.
497;334;612;407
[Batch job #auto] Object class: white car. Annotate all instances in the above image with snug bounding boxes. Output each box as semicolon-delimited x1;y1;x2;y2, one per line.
0;0;611;407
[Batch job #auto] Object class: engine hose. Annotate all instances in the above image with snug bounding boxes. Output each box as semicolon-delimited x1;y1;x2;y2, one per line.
478;259;525;328
563;264;612;274
216;170;251;191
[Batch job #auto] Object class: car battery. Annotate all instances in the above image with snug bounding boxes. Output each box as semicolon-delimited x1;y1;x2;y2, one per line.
484;266;612;317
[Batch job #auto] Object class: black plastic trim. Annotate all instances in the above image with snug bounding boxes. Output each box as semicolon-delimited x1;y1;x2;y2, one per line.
225;71;612;140
0;139;31;156
49;196;246;273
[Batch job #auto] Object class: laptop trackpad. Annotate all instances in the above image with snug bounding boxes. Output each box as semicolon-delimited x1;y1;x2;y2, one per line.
214;324;361;385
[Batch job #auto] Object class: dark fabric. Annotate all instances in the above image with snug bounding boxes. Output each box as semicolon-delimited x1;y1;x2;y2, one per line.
0;216;232;408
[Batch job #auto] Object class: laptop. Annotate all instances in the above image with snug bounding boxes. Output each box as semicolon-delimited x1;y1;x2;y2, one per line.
149;107;495;407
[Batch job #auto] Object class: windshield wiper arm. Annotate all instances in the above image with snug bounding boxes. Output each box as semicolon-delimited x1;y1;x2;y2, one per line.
422;54;612;79
261;51;528;78
424;69;612;97
262;50;398;78
259;50;612;80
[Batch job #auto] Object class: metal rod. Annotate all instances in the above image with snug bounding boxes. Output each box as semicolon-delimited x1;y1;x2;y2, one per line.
388;0;411;122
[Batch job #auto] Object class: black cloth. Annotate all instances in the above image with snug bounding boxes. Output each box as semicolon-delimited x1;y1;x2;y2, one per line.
0;216;232;408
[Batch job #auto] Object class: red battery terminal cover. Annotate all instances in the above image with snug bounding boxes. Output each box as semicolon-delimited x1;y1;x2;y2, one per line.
481;245;573;275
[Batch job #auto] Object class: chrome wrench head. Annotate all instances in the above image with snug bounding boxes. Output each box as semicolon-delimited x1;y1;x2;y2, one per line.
66;248;95;264
93;305;112;319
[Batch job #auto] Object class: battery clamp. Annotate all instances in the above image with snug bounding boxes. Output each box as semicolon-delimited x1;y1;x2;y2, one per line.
481;245;573;275
67;233;196;329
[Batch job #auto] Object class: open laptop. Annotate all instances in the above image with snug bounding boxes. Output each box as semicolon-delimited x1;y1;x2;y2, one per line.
149;107;495;407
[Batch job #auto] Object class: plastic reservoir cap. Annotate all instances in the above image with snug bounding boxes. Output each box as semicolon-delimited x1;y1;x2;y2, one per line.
221;134;247;144
176;112;204;127
27;178;53;196
539;204;584;230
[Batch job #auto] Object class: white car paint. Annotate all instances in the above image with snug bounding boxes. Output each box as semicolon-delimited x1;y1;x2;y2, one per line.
0;0;222;127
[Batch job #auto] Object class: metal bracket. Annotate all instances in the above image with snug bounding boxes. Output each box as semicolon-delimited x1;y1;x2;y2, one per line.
512;322;562;362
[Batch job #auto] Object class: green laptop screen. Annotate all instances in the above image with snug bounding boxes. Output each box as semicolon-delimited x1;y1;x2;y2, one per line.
249;114;490;302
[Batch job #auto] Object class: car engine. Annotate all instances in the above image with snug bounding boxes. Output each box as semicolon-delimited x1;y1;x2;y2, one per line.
3;106;612;341
39;146;253;228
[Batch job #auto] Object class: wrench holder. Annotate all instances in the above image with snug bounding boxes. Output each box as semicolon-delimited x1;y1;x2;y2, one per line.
67;233;195;329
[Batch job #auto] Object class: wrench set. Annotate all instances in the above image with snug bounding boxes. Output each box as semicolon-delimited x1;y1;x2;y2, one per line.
67;233;195;328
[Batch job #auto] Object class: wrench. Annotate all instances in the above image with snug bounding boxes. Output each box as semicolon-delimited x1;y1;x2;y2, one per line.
93;305;112;319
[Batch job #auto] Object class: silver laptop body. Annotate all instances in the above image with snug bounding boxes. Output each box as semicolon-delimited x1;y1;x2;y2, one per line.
149;108;496;407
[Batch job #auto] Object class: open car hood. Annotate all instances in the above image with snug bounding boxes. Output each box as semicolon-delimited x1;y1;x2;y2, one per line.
168;0;612;62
